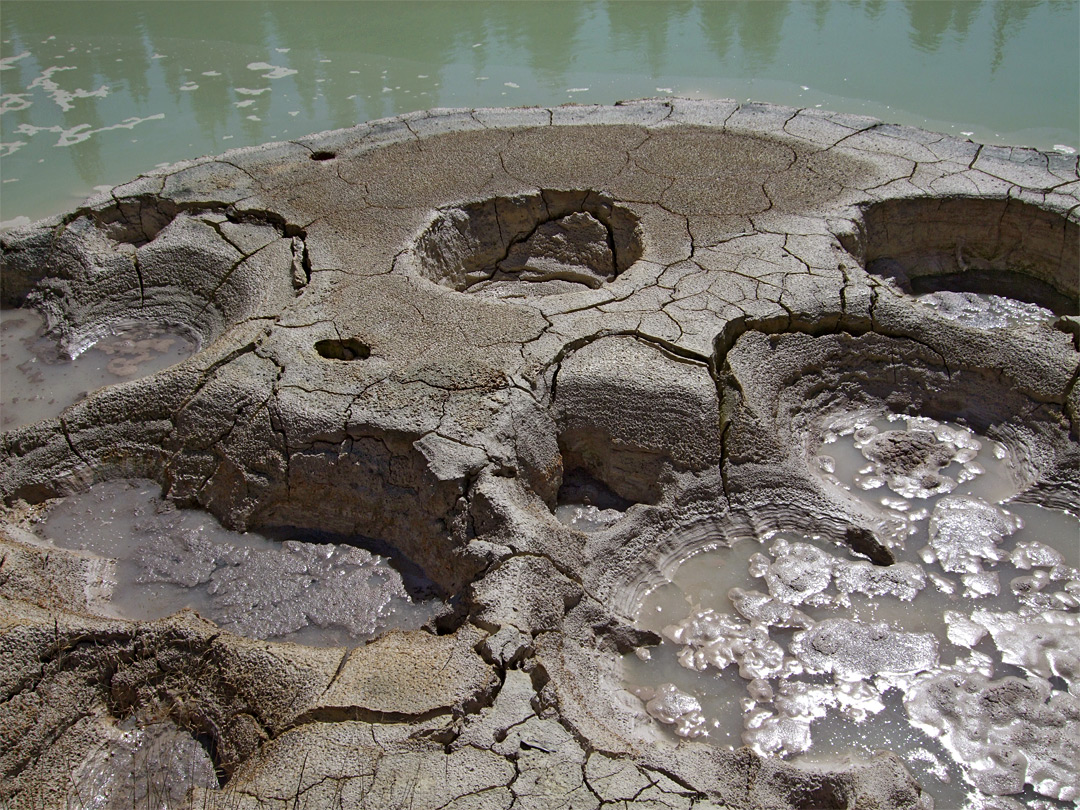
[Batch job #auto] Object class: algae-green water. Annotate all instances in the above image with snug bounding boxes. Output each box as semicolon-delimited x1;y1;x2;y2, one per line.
1;0;1078;227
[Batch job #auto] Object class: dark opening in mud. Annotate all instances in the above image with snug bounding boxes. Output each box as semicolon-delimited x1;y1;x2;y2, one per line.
314;337;371;360
309;150;337;161
554;467;636;532
556;428;663;508
411;189;643;297
859;197;1079;315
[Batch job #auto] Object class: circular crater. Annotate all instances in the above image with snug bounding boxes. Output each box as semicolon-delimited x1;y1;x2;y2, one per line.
411;189;643;297
719;329;1078;538
1;307;200;431
857;197;1079;316
28;477;449;647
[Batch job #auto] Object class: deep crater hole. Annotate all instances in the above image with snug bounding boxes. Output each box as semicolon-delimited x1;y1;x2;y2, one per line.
413;189;644;296
857;197;1079;315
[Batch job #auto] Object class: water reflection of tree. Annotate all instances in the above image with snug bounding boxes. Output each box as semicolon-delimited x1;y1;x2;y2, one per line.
1;5;117;188
861;0;887;23
516;2;587;89
0;0;1070;182
990;1;1035;72
811;1;831;31
263;2;467;127
605;2;692;78
903;0;981;53
138;2;274;142
697;1;790;72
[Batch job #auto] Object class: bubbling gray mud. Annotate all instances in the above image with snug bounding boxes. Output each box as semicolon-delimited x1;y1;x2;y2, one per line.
37;479;440;646
555;504;624;533
915;291;1058;331
625;417;1080;807
0;308;197;431
814;413;1017;547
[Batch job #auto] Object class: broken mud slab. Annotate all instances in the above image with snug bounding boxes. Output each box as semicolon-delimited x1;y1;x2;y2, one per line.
36;478;442;646
0;308;198;430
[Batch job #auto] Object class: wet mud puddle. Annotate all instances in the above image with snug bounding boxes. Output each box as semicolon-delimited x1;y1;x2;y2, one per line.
36;479;441;646
626;413;1079;808
0;308;198;431
69;714;219;809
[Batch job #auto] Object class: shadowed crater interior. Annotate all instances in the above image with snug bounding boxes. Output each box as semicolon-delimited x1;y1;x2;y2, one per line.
412;189;643;297
314;337;371;360
858;197;1079;315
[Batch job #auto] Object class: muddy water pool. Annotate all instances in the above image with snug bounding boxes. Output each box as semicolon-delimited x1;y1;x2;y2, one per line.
36;478;441;646
0;307;198;430
625;413;1079;807
69;715;219;809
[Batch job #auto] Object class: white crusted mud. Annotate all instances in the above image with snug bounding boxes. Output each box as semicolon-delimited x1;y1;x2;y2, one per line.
905;670;1079;801
2;100;1077;810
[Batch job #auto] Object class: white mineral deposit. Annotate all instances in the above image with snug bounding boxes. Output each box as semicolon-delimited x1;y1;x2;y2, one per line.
624;415;1078;807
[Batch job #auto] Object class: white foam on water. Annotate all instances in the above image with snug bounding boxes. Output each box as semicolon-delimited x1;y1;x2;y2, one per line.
14;113;165;147
28;64;108;110
0;93;32;113
246;62;297;80
0;52;31;70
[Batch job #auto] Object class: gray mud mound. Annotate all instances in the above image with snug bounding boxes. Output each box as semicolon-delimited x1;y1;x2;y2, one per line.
1;100;1077;810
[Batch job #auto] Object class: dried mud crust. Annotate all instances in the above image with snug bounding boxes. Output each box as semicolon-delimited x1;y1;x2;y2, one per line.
1;100;1078;809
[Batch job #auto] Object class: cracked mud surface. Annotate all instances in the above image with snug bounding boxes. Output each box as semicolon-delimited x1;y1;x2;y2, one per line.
1;99;1078;809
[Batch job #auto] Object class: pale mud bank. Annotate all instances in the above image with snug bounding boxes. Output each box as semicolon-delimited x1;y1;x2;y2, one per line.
1;99;1077;809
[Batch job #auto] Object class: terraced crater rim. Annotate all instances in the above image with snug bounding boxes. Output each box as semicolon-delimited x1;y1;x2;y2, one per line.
411;189;644;296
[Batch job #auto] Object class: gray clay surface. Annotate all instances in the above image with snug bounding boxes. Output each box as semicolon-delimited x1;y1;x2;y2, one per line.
1;99;1078;809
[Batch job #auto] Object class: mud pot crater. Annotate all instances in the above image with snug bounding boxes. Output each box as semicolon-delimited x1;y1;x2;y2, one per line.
408;189;644;297
1;100;1077;810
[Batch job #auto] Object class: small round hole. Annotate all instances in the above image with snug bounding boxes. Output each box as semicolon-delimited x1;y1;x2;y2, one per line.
314;338;370;361
310;150;336;161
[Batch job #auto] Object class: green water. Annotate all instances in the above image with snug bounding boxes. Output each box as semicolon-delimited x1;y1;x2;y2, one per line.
1;1;1077;226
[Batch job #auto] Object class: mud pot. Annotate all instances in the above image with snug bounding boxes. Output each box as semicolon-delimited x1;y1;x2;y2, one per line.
2;100;1077;810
